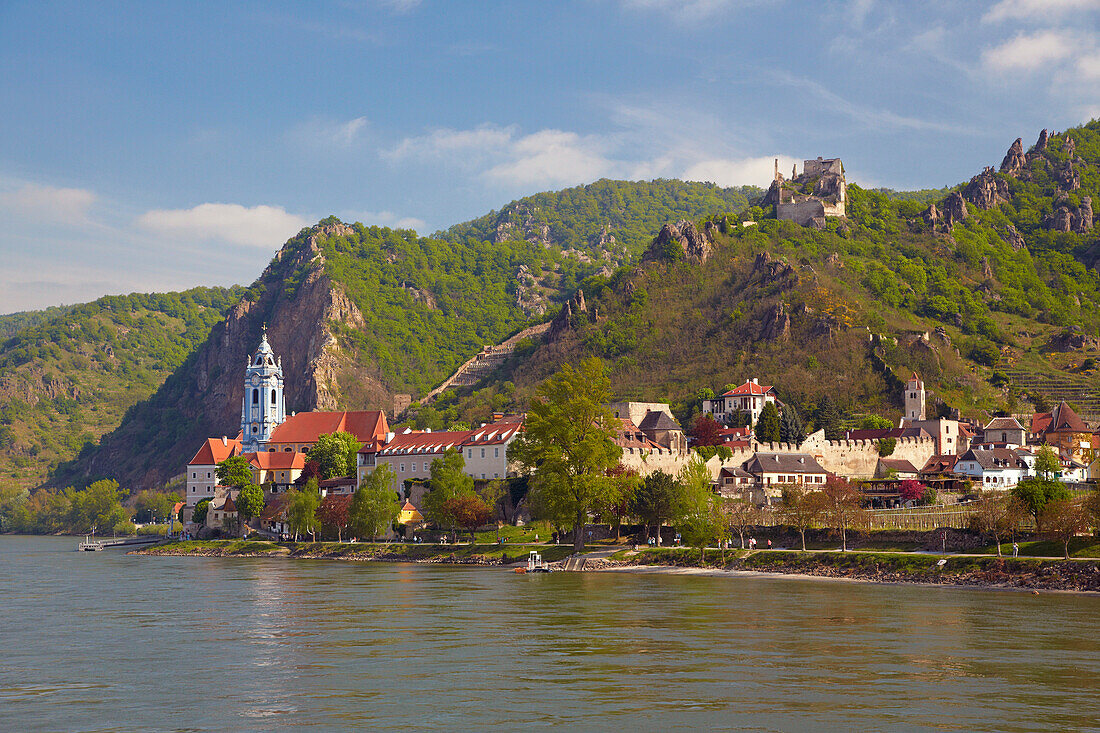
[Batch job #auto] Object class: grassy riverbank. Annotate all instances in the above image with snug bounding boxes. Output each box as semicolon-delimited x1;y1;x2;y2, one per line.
137;539;577;565
603;547;1100;592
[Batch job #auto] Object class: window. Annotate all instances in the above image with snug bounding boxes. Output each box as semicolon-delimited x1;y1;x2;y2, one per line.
400;464;405;473
252;388;259;405
192;472;196;478
494;448;499;458
252;426;258;434
467;449;473;459
481;448;485;459
271;389;277;404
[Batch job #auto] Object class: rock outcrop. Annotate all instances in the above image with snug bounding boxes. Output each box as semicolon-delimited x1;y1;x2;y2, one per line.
921;203;939;227
1049;327;1100;352
751;251;797;285
943;192;969;229
548;288;590;339
1056;161;1081;191
1001;224;1026;251
643;220;713;264
1000;138;1026;175
759;303;790;341
962;167;1010;210
1075;196;1094;234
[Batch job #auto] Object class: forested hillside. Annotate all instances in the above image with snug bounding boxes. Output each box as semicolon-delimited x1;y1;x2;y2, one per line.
0;287;244;489
410;123;1100;432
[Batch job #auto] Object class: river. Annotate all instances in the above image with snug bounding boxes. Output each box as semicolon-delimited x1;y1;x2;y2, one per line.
1;535;1098;732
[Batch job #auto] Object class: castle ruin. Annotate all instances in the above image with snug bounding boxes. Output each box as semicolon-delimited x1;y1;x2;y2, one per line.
762;156;847;229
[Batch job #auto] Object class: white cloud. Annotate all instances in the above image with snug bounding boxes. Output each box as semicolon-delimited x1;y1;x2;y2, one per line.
983;0;1100;23
618;0;766;21
290;116;369;149
343;209;426;231
1078;51;1100;78
386;123;516;160
982;30;1078;71
136;203;309;248
0;183;96;224
484;130;613;187
681;155;800;188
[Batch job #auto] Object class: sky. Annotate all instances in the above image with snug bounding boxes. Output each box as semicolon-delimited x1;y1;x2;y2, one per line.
1;0;1099;313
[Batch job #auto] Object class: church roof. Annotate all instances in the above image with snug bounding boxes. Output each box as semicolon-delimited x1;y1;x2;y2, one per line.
246;451;307;470
267;410;389;446
638;410;681;432
188;437;242;466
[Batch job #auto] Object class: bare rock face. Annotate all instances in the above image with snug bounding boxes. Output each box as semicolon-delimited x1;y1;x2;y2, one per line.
492;205;552;248
1049;327;1100;352
1000;224;1026;251
1065;137;1076;156
825;252;842;267
751;251;797;285
1074;196;1094;234
1000;138;1026;175
760;178;782;207
1047;206;1073;232
548;288;590;339
811;313;846;339
1057;161;1081;191
980;257;994;281
943;192;969;229
759;303;790;341
921;203;939;227
1035;129;1049;153
644;220;713;264
963;167;1010;210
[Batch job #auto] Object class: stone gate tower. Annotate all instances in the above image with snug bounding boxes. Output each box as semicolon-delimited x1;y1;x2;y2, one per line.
240;326;286;452
904;372;926;422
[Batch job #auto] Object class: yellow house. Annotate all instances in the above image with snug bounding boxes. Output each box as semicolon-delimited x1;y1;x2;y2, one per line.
398;500;423;525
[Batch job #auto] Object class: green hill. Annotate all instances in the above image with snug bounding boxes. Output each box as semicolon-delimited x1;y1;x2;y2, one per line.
0;287;244;489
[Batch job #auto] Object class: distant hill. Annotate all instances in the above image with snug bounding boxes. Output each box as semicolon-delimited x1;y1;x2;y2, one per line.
0;287;243;489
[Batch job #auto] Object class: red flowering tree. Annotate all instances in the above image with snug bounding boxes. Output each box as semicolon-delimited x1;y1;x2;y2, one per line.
692;413;723;447
444;495;493;542
899;479;926;504
317;495;351;542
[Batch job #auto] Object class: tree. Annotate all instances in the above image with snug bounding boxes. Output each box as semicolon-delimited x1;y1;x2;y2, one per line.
1042;499;1089;559
677;456;725;562
235;483;265;530
216;455;254;489
970;497;1023;556
781;485;826;552
754;402;781;443
724;494;760;549
691;413;723;447
349;464;400;541
1011;477;1071;529
821;476;865;552
600;464;640;541
134;490;178;523
294;460;322;486
423;448;476;540
632;470;684;545
508;358;623;552
286;480;321;541
317;495;351;542
72;480;128;534
192;498;211;525
859;415;894;430
899;479;926;504
878;437;897;457
1086;489;1100;527
813;395;844;440
445;495;493;542
309;431;362;479
478;479;509;540
1035;445;1060;480
779;405;805;445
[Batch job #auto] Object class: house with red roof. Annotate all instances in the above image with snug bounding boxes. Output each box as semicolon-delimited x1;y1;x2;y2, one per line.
461;416;523;480
185;436;242;508
1030;401;1093;462
701;379;778;427
245;450;308;493
265;410;389;454
359;428;474;495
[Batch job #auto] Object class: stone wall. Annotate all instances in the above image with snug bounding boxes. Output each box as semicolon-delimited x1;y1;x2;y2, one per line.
777;200;826;227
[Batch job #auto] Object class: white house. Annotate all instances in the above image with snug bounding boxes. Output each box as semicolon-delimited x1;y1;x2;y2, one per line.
702;379;778;427
185;436;241;508
461;417;523;480
954;447;1029;490
981;417;1027;448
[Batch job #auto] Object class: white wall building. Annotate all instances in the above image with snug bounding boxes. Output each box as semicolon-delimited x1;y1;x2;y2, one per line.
702;379;777;426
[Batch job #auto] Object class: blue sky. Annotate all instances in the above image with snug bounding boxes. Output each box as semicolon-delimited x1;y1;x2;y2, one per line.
1;0;1098;313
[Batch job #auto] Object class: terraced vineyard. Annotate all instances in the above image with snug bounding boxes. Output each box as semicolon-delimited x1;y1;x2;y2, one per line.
1002;368;1100;421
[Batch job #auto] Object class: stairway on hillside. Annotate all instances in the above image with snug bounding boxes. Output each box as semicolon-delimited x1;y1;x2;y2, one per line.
422;322;551;403
1002;368;1100;420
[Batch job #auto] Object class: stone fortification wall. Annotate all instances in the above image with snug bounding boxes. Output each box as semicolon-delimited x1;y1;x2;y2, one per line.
619;430;935;481
777;200;825;226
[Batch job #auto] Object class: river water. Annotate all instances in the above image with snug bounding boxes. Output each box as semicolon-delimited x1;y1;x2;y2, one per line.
1;535;1098;732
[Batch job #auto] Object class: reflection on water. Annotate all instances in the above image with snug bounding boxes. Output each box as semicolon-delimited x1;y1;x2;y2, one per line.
1;535;1098;732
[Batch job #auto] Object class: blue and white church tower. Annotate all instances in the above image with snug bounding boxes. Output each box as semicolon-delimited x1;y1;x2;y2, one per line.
241;326;286;453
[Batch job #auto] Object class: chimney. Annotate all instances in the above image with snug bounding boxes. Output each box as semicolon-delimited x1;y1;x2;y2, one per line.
221;436;228;446
752;377;758;384
425;428;432;433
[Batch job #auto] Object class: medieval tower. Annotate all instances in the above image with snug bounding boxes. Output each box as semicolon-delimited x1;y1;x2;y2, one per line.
904;373;926;422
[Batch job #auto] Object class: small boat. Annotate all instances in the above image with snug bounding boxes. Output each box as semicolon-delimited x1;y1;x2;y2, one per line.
78;537;103;551
526;549;552;573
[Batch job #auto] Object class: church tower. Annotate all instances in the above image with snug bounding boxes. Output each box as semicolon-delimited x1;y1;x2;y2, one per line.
904;372;926;422
240;326;285;453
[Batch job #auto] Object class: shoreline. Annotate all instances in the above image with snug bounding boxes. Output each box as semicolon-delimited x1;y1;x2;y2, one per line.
133;540;1100;594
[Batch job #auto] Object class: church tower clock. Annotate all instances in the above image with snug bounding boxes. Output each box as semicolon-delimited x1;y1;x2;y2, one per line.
241;326;285;453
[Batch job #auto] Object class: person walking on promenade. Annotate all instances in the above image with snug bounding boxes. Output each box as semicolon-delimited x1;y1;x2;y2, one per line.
1012;541;1019;558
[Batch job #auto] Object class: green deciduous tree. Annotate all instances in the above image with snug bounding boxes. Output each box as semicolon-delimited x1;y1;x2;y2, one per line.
1011;477;1071;529
423;448;475;540
677;456;725;562
754;402;781;443
309;431;362;479
235;483;265;528
216;455;253;489
286;479;321;541
632;470;684;545
192;498;211;525
350;463;399;541
508;358;623;552
1035;445;1060;479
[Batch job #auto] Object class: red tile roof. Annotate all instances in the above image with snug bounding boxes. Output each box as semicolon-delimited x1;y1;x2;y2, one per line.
720;381;775;397
920;454;958;474
463;421;523;446
613;419;663;450
246;451;307;470
374;430;474;456
267;410;389;447
188;437;242;466
222;495;237;513
1045;401;1088;433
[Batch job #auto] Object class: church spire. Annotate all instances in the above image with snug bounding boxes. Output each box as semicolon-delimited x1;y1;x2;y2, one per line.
240;330;286;453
